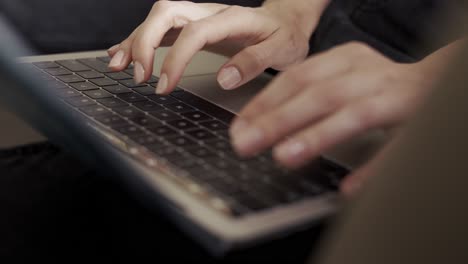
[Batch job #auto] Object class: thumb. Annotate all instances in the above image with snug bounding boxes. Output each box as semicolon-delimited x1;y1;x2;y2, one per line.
217;39;276;90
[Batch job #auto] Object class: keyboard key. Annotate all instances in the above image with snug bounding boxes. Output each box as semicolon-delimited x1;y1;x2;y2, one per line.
204;157;239;171
77;71;104;79
114;125;145;136
166;154;203;169
185;129;217;141
90;77;118;87
69;82;99;91
181;111;213;122
124;68;134;76
97;56;112;63
206;139;234;152
133;86;156;95
83;89;113;99
45;67;72;76
165;102;195;113
34;61;59;69
130;116;163;127
170;90;235;123
114;106;144;118
78;58;113;73
149;110;180;121
118;93;146;103
79;105;111;116
65;96;96;107
130;134;161;146
200;120;228;131
56;60;91;72
147;126;178;137
119;79;147;88
97;98;128;108
95;114;128;127
46;79;68;89
103;84;132;94
57;75;85;83
167;136;198;147
105;72;132;80
147;145;181;157
167;119;198;131
56;88;81;98
147;94;178;105
185;146;217;158
133;101;164;112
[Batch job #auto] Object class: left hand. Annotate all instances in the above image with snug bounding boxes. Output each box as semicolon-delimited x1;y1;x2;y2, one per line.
230;42;436;191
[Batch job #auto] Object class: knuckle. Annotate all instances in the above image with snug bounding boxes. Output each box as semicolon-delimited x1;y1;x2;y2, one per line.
354;99;382;127
152;0;170;11
243;46;270;69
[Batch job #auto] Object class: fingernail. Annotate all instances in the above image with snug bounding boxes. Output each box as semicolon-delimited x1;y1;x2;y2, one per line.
218;66;241;90
233;126;264;154
230;119;249;136
134;61;145;84
107;44;120;54
156;73;168;94
275;140;307;162
108;50;125;68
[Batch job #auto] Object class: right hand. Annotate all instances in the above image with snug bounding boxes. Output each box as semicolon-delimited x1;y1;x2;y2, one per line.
107;0;330;94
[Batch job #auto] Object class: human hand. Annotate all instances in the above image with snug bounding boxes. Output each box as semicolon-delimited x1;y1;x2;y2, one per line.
107;0;330;94
230;42;436;188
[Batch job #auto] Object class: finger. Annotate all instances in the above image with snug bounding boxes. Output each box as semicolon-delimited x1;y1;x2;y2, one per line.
108;26;140;72
273;94;398;169
232;45;354;133
156;6;277;94
131;1;228;84
107;44;120;57
216;34;281;90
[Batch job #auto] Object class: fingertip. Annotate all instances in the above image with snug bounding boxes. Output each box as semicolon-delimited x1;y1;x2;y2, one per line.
134;61;146;84
217;66;242;90
107;44;120;56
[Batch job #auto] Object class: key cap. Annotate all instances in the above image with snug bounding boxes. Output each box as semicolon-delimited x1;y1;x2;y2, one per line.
83;89;113;99
114;125;145;136
95;114;128;127
56;60;91;72
57;75;85;83
97;98;128;108
79;105;111;116
118;93;146;103
69;82;100;91
147;94;178;105
167;119;198;131
181;111;213;122
167;136;198;147
119;79;147;88
134;86;156;95
149;110;180;121
165;102;195;113
114;106;144;118
65;96;96;107
130;116;163;127
185;129;217;141
78;58;113;73
45;67;72;76
97;56;112;63
129;134;161;146
34;61;59;69
90;77;118;87
103;84;132;94
147;126;178;137
56;88;81;98
77;71;104;79
133;101;164;112
46;80;68;89
105;72;132;80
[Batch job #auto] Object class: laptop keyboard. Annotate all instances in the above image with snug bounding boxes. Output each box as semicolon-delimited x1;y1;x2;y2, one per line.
29;57;349;217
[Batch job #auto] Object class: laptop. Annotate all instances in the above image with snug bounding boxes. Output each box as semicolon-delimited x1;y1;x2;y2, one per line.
0;17;349;255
